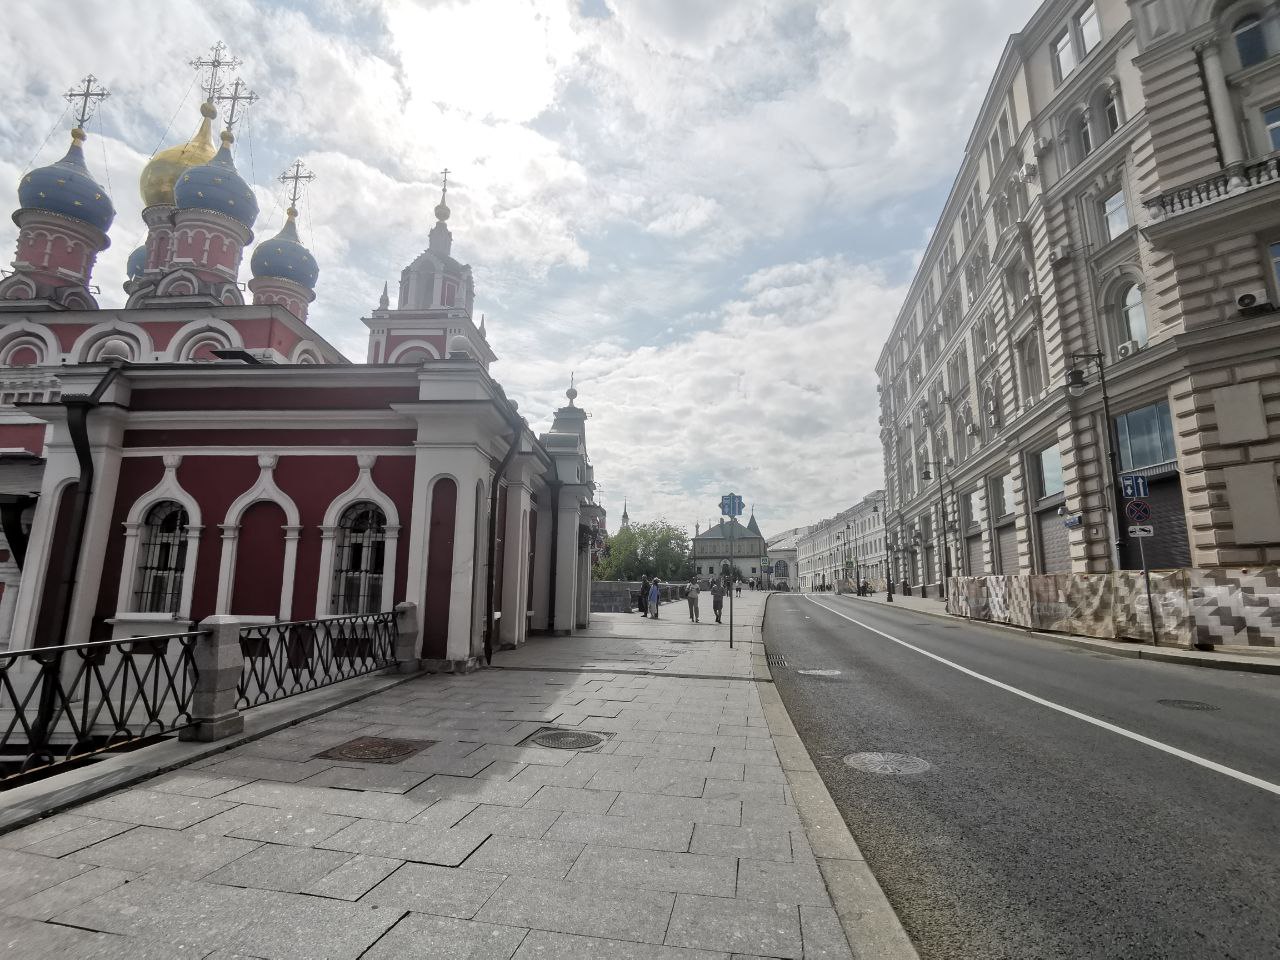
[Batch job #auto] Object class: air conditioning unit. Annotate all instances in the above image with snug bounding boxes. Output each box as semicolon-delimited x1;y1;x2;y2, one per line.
1048;243;1071;265
1237;290;1274;317
1116;339;1141;360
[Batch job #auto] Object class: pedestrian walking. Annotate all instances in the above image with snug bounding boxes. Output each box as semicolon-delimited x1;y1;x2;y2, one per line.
639;576;650;617
649;579;661;618
710;579;725;623
686;577;700;622
735;581;742;598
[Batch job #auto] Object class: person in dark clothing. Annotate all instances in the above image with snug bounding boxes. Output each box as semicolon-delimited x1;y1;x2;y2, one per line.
639;576;650;616
649;579;661;618
710;579;725;623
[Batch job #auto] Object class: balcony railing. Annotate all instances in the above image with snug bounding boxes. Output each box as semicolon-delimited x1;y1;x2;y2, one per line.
1144;155;1280;221
237;611;398;709
0;631;200;784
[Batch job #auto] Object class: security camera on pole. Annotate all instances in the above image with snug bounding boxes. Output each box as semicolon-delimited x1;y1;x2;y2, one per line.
719;492;744;649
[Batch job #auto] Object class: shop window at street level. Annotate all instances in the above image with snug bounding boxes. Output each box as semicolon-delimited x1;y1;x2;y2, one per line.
1102;188;1129;241
1235;14;1269;68
1114;401;1176;471
1264;105;1280;150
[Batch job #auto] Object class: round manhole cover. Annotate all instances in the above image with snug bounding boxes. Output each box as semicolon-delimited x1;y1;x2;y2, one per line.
843;752;932;775
323;737;422;762
1157;699;1219;711
532;730;605;750
797;669;842;677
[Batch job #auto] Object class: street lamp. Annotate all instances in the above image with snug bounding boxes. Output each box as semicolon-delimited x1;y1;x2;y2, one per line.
885;533;896;602
920;457;954;600
1067;351;1122;570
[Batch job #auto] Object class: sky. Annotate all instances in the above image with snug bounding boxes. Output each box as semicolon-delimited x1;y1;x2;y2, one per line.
0;0;1031;537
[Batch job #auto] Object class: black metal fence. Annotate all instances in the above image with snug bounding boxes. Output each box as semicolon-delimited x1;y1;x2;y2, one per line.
0;631;200;783
236;611;397;709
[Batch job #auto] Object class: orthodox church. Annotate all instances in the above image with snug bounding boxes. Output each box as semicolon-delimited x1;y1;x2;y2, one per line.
0;57;602;668
691;512;768;582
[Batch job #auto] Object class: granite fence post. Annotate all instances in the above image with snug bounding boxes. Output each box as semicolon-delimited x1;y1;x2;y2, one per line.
179;615;245;742
394;601;420;674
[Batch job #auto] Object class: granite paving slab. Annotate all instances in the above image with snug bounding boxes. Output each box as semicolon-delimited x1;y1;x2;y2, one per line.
565;844;736;897
800;903;856;960
461;834;586;880
475;874;676;943
219;780;430;822
363;861;506;918
197;756;341;783
74;789;236;829
302;853;402;901
318;818;490;865
690;823;794;862
737;858;831;906
360;912;530;960
0;913;189;960
1;816;132;858
543;811;694;853
407;774;540;807
455;804;560;839
0;865;135;921
191;803;355;846
511;929;730;959
409;798;480;830
666;893;802;958
203;842;354;894
74;825;260;877
53;875;400;959
608;793;741;825
299;764;433;794
585;769;707;798
0;848;93;905
523;784;619;814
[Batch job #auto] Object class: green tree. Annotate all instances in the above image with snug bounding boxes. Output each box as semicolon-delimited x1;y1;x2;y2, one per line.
595;520;692;582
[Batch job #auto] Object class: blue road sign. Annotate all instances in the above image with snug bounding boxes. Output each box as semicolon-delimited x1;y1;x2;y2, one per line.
720;493;744;518
1121;474;1149;499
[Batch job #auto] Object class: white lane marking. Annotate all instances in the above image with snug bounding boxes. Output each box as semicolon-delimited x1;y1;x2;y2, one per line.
805;596;1280;797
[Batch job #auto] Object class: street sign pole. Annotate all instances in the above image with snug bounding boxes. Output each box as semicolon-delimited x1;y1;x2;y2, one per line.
1138;535;1159;647
728;518;735;650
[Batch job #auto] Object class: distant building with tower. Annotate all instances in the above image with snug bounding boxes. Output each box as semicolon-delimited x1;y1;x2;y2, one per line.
691;511;768;582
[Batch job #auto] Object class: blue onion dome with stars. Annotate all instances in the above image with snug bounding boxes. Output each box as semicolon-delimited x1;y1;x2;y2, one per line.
250;207;318;288
173;130;258;228
17;128;115;234
126;243;147;279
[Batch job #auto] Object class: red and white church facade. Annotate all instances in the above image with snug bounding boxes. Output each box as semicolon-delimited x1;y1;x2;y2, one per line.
0;79;602;668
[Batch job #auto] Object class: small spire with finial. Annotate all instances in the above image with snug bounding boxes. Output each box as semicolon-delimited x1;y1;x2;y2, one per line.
191;41;240;105
277;159;315;220
214;77;258;138
435;168;451;222
479;313;487;339
378;281;389;310
64;75;109;140
566;371;577;406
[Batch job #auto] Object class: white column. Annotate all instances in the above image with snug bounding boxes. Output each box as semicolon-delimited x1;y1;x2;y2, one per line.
529;498;552;632
500;480;532;648
552;488;581;634
1198;41;1245;168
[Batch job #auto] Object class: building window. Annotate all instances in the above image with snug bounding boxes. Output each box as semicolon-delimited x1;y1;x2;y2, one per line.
990;473;1014;518
1270;241;1280;291
1119;283;1148;347
966;489;982;527
1114;401;1176;471
1037;444;1065;498
1053;30;1077;80
1235;14;1269;68
1102;188;1128;241
134;501;189;614
1103;89;1121;136
1021;337;1044;399
1079;3;1101;52
1078;113;1093;159
331;502;387;615
1264;105;1280;151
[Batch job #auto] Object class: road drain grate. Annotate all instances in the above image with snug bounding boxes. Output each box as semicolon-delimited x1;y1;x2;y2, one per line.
522;727;614;751
765;653;788;667
1157;699;1219;711
315;737;435;764
843;752;932;775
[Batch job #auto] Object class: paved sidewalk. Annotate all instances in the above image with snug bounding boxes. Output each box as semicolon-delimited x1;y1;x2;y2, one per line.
0;591;905;959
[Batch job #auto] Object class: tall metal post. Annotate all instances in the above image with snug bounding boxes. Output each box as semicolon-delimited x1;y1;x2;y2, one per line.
728;517;735;650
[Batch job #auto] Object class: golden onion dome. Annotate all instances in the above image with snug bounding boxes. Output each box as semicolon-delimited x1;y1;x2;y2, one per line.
139;100;218;208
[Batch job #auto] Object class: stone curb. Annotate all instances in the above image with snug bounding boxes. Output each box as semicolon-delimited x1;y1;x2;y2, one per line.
0;668;427;836
837;595;1280;676
758;596;920;960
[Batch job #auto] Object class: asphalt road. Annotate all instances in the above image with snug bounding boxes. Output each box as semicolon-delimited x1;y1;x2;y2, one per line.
763;593;1280;960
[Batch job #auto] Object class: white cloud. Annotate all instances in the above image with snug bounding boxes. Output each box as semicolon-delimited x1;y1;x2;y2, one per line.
0;0;1029;538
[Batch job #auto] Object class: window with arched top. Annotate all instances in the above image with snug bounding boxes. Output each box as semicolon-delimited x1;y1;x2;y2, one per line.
1021;337;1044;401
331;502;387;615
1119;283;1148;348
135;501;189;614
1077;113;1093;160
1234;14;1268;68
1102;87;1122;137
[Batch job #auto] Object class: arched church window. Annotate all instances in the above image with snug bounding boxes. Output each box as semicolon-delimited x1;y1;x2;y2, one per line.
331;502;387;615
1118;282;1148;348
135;501;189;614
1235;14;1268;68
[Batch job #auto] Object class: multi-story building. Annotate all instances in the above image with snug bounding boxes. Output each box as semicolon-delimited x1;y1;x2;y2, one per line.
690;512;768;583
877;0;1280;596
765;528;802;590
795;492;886;591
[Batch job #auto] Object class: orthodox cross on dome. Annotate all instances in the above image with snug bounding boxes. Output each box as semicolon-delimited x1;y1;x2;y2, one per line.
214;76;258;130
434;167;451;221
63;75;109;129
279;159;316;209
191;41;240;103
